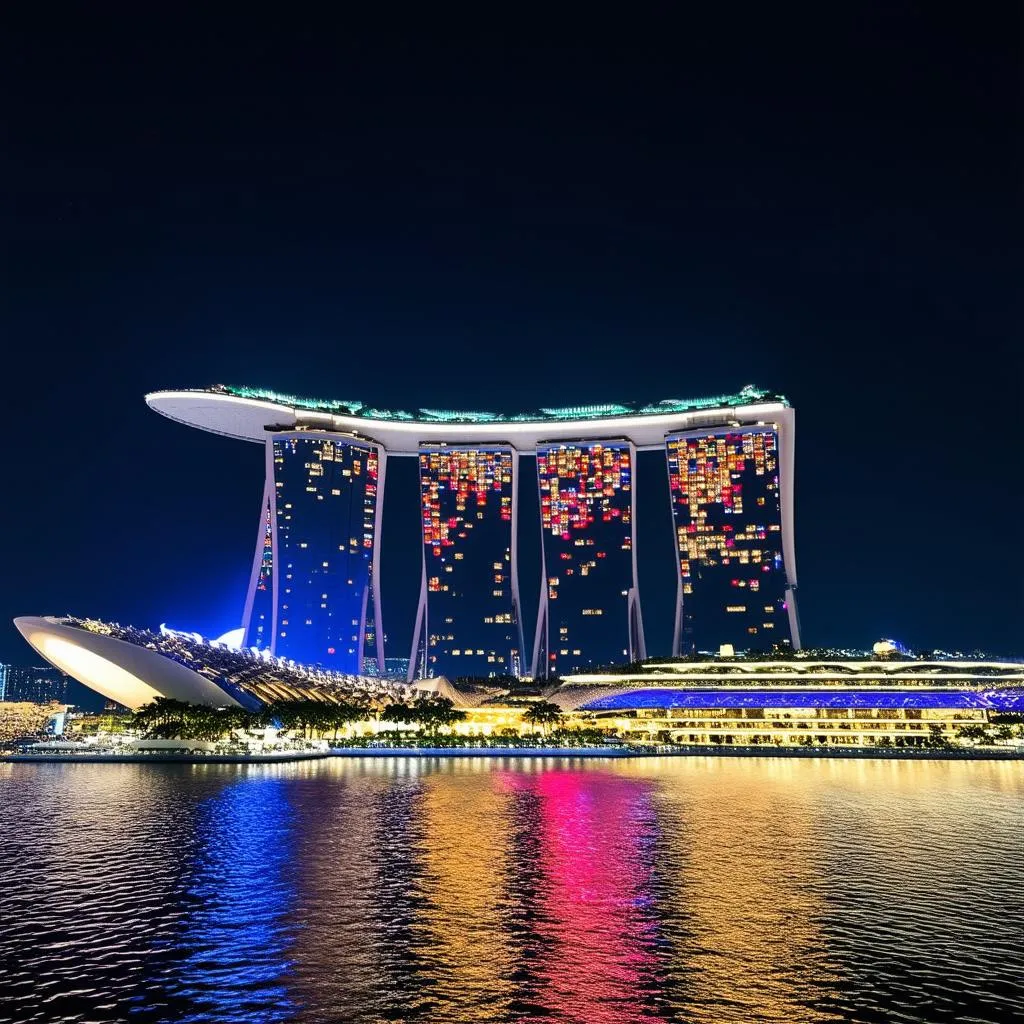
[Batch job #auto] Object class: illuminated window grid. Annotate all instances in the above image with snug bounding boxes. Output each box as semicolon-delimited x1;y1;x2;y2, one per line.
666;429;788;650
418;447;518;677
536;442;636;674
271;435;380;672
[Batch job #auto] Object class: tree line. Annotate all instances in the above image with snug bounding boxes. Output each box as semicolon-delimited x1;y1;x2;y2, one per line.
129;695;568;742
132;695;455;741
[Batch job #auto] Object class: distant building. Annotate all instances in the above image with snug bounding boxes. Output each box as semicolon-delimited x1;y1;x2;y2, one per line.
0;663;7;701
384;656;411;679
0;701;67;744
4;665;68;704
362;655;411;679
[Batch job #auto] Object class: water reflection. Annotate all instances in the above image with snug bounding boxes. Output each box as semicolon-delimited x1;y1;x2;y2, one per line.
415;762;519;1021
501;768;666;1022
283;761;398;1023
172;775;297;1023
0;758;1022;1024
640;758;842;1022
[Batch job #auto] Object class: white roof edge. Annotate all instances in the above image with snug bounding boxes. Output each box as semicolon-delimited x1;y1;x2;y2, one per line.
145;389;792;454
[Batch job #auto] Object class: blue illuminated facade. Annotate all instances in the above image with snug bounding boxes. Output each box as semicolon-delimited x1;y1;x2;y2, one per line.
666;428;793;654
533;442;645;677
579;689;1024;712
411;446;523;680
270;434;383;673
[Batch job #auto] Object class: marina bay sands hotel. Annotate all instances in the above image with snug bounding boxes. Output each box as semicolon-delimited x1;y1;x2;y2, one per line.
147;384;800;680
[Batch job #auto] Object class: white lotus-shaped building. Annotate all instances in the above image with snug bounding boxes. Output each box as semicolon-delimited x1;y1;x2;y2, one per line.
14;616;404;711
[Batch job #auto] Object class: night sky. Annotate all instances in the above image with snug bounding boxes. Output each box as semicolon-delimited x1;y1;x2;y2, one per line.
4;5;1021;672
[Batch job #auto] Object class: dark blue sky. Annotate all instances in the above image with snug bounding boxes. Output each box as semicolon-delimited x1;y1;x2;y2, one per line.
3;5;1021;665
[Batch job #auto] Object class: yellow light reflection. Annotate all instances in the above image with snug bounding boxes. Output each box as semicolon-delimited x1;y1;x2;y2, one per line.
415;762;518;1019
624;757;841;1023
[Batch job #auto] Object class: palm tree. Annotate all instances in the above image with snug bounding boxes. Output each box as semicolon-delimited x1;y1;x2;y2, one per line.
380;701;422;728
131;697;192;737
267;700;309;737
377;698;466;741
522;700;562;736
956;723;991;745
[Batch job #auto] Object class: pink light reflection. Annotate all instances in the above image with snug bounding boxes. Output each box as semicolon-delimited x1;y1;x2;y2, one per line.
499;769;666;1024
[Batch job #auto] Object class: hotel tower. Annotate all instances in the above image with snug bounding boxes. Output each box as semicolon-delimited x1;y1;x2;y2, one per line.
147;385;800;676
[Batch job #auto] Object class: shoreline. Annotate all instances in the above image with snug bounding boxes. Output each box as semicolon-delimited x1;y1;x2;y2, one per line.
2;745;1022;764
0;750;334;764
329;745;1024;760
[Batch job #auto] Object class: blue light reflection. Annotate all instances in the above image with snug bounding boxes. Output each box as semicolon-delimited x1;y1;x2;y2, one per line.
170;774;298;1023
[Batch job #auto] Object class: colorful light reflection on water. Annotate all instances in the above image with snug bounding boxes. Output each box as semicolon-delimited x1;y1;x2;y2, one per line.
500;769;666;1023
172;777;297;1023
0;757;1022;1024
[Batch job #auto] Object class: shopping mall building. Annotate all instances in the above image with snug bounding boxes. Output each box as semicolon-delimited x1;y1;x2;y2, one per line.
551;657;1024;748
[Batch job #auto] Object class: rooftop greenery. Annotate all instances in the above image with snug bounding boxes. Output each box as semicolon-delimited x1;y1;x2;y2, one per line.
214;383;783;423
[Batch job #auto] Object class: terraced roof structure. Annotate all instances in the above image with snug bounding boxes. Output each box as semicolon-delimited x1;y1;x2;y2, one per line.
564;658;1024;683
547;655;1024;712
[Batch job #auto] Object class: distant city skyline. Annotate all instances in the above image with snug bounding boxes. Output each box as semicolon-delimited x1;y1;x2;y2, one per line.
0;664;67;705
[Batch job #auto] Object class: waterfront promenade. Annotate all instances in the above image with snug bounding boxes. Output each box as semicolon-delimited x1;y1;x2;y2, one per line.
4;744;1022;764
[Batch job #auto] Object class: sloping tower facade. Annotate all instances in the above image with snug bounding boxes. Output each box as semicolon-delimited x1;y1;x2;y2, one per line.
241;434;386;675
666;427;799;654
532;441;645;677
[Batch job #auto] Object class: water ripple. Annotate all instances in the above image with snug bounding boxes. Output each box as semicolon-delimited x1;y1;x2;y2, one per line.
0;758;1021;1023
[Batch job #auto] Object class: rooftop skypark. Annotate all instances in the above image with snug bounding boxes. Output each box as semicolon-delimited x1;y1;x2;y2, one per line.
210;383;783;424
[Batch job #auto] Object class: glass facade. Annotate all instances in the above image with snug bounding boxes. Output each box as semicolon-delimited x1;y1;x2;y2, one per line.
666;428;790;654
535;442;641;676
417;447;521;678
272;435;381;673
